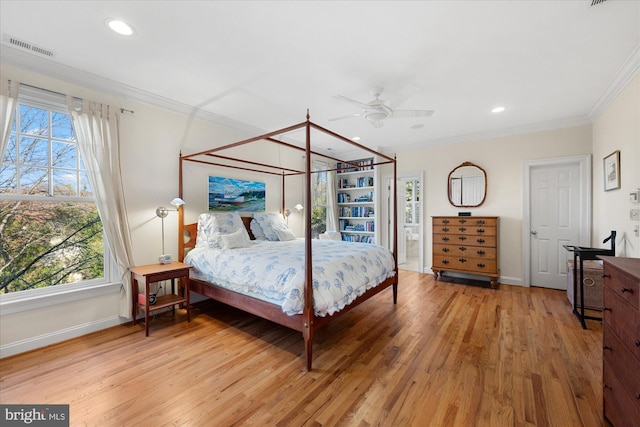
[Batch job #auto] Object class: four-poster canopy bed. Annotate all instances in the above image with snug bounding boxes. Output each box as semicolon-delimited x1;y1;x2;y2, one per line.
177;113;398;371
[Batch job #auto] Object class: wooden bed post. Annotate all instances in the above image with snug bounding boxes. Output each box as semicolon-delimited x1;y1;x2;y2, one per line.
303;111;314;371
178;153;185;262
392;155;398;304
281;171;285;217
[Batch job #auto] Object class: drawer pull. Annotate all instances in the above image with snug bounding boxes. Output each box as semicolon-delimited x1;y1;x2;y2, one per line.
460;219;467;224
442;248;450;253
636;393;640;400
476;220;485;225
459;247;467;251
621;287;634;294
602;274;611;278
459;236;467;241
477;250;485;255
477;239;485;243
477;263;485;268
477;228;485;233
603;307;612;311
443;219;450;224
459;258;467;263
442;227;450;232
603;345;612;351
459;227;466;232
635;340;640;347
442;260;450;265
442;237;450;242
603;384;612;390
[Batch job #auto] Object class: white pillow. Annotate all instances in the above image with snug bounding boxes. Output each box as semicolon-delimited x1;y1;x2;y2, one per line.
252;213;287;241
219;228;251;249
195;212;250;248
274;226;296;241
250;218;267;240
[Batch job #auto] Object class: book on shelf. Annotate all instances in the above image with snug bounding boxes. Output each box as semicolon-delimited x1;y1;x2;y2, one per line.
336;158;374;173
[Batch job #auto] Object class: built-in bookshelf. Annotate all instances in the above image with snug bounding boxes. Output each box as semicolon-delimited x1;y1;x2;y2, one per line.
336;158;376;244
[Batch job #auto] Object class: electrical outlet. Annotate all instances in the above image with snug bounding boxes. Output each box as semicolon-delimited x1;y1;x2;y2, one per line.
631;208;640;221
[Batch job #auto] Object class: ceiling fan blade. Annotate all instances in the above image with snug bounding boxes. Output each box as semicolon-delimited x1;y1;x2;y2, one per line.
390;109;434;118
386;84;420;109
328;113;361;121
332;94;371;109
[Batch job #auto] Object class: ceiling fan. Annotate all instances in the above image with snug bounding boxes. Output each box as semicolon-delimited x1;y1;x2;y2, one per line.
329;86;434;128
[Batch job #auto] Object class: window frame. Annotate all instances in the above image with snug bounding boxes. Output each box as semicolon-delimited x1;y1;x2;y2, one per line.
0;87;119;311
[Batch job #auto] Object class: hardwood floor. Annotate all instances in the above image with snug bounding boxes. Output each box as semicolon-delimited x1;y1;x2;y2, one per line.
0;271;605;426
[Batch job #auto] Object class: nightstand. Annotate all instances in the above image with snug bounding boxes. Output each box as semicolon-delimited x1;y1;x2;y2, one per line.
130;261;191;336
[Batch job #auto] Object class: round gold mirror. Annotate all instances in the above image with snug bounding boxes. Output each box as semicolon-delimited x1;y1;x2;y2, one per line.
448;161;487;207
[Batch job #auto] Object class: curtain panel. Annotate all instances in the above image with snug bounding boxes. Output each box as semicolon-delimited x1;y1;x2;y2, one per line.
326;164;338;232
67;98;135;318
0;78;19;163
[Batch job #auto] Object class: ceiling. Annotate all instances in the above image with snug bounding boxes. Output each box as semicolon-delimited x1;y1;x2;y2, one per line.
1;1;639;153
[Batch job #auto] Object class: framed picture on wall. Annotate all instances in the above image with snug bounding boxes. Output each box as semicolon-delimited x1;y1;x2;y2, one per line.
603;150;621;191
208;176;266;211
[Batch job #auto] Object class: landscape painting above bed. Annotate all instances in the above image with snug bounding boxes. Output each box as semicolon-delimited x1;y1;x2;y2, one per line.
208;176;266;211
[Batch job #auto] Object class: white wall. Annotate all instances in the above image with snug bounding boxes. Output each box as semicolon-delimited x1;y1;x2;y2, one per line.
396;125;592;284
1;62;637;357
592;74;640;258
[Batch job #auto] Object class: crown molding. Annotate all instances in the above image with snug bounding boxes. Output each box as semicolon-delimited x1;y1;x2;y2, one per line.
0;45;266;136
588;44;640;120
394;114;592;153
3;42;638;153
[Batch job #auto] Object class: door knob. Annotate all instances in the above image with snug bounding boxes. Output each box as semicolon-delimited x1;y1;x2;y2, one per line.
531;230;537;235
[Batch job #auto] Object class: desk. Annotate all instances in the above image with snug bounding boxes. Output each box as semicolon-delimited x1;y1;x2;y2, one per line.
563;245;613;329
130;261;191;336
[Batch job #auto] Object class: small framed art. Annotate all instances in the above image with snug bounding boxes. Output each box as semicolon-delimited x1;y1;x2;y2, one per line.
603;150;620;191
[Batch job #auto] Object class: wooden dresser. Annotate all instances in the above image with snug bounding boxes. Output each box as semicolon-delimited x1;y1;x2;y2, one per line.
599;256;640;427
432;216;499;287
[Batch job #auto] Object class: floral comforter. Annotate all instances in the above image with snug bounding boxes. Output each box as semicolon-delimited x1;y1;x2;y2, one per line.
184;239;396;316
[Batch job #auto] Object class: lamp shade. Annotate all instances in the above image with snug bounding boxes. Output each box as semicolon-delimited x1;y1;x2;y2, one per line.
170;197;185;207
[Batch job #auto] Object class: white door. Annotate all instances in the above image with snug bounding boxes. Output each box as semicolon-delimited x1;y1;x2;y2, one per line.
529;162;581;289
397;180;407;265
384;177;406;263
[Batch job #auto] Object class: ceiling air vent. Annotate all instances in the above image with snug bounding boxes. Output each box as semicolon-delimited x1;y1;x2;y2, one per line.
2;34;55;57
591;0;607;6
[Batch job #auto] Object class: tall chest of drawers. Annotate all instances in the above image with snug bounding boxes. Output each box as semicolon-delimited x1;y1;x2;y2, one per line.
599;256;640;427
432;216;499;287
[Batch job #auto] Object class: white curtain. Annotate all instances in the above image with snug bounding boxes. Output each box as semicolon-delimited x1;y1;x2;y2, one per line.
67;97;135;318
326;163;338;232
0;78;19;160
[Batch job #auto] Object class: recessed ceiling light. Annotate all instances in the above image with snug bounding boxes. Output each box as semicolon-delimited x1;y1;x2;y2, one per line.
352;136;361;141
491;106;506;113
411;124;424;129
106;19;134;36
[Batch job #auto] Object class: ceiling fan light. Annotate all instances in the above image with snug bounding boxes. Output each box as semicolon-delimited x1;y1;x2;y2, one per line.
365;111;387;122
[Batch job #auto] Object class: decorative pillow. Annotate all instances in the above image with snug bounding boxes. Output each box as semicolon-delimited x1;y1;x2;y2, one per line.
252;213;287;241
274;226;296;241
250;219;267;240
219;228;251;249
195;212;250;248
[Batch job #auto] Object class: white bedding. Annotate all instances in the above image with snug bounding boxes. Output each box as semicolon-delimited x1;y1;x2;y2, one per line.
184;238;396;316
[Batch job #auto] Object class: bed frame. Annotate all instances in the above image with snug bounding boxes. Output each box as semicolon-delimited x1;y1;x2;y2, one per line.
178;113;398;371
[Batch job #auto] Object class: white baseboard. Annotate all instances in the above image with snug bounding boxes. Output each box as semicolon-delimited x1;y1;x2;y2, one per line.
417;269;524;286
0;315;125;359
